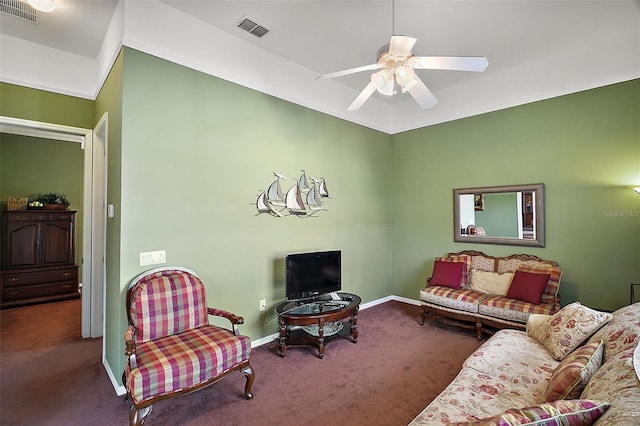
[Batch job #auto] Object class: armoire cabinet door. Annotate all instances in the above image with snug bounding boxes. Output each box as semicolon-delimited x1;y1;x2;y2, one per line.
4;221;39;269
41;221;74;266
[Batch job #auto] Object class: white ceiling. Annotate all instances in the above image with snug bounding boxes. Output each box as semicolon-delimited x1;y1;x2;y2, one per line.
1;0;639;134
0;0;118;57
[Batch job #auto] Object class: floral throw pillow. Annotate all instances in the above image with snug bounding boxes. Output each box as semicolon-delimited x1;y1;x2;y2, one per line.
528;302;613;361
452;399;610;426
545;340;604;401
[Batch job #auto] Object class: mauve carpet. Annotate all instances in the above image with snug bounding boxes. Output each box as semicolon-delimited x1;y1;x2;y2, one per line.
1;298;483;426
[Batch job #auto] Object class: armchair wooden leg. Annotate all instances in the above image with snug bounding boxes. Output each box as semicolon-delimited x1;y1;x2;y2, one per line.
122;371;130;402
240;364;255;400
129;404;152;426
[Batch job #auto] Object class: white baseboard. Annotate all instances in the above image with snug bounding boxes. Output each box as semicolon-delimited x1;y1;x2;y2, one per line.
251;333;279;348
104;356;127;396
389;294;421;306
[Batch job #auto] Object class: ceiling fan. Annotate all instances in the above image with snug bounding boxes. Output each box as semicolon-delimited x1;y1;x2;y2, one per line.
317;33;488;111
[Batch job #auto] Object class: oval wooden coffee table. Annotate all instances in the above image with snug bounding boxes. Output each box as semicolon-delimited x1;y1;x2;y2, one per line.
275;293;360;359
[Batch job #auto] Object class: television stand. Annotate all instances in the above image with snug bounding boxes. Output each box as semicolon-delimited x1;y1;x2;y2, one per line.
275;292;360;359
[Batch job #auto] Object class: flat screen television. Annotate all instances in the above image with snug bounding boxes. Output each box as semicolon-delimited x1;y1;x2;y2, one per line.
285;250;341;300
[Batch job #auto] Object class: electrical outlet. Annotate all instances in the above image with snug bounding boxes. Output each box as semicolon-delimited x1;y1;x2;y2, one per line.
259;299;266;312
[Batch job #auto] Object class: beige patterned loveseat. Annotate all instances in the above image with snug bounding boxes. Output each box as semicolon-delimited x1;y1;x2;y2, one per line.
420;250;563;339
410;302;640;425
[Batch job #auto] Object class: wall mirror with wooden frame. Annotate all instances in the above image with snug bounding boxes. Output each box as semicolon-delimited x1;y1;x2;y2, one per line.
454;183;545;247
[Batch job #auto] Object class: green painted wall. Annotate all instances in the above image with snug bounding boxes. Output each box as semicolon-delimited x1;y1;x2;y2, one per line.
94;50;124;374
0;134;84;264
392;79;640;311
107;48;393;377
2;55;638;391
0;83;91;282
0;83;93;128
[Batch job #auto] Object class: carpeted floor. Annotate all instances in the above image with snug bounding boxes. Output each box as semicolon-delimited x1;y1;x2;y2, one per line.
1;298;483;426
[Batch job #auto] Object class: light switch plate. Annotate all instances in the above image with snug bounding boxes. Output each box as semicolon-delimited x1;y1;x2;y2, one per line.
139;250;166;266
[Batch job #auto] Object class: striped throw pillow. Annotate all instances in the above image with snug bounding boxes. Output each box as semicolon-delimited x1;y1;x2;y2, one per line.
453;399;610;425
517;265;563;306
545;340;604;401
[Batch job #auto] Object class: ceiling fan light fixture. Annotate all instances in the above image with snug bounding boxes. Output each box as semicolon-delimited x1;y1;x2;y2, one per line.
381;79;396;96
318;25;487;110
27;0;55;12
396;66;417;92
371;70;394;95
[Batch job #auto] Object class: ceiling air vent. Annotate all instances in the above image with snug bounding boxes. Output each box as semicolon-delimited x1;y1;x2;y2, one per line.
0;0;37;23
236;17;269;38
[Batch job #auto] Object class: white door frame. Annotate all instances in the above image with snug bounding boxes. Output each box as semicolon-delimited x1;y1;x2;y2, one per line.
91;113;108;339
0;115;105;338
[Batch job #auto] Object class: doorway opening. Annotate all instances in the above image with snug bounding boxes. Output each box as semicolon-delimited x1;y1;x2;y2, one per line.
0;115;107;339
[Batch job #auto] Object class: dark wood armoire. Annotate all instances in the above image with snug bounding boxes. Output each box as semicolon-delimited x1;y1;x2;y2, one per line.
1;210;79;308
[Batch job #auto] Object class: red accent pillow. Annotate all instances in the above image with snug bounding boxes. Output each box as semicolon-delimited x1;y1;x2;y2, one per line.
431;260;464;289
506;270;551;304
436;255;472;287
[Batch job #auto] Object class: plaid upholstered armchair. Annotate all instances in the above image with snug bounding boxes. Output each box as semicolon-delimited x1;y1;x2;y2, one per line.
123;267;255;426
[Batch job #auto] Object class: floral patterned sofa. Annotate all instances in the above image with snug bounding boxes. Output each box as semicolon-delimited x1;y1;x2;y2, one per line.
410;302;640;425
420;251;563;340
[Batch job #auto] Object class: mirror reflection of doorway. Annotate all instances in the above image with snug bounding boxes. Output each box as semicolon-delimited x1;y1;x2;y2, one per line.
521;192;534;239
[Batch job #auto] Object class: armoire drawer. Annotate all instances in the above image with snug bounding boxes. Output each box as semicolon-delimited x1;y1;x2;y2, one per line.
3;281;78;301
3;268;78;287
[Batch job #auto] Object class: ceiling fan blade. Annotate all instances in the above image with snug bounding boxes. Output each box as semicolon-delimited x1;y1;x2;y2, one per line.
407;77;438;109
389;35;417;58
409;56;489;72
316;64;380;80
347;82;376;111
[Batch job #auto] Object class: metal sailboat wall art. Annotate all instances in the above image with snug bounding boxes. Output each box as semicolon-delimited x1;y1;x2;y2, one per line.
255;170;330;218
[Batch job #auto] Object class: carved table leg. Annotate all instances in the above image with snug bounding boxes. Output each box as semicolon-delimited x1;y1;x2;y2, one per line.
278;317;288;357
350;308;359;343
317;318;325;359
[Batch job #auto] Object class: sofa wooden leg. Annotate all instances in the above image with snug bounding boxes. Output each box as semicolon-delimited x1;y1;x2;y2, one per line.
130;404;152;426
419;308;427;326
475;320;483;340
240;364;255;400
